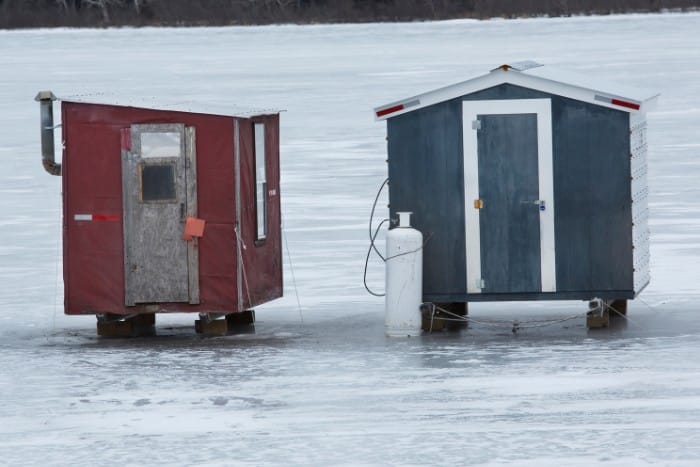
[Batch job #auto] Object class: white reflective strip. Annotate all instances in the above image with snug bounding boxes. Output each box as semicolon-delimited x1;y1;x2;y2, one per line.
74;214;93;221
462;99;556;294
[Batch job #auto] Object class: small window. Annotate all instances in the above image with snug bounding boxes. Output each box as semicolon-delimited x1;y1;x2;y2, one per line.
254;123;267;240
140;164;176;202
141;132;181;159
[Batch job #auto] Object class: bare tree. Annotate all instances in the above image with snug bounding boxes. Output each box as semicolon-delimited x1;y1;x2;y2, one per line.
82;0;120;22
2;0;700;29
132;0;144;15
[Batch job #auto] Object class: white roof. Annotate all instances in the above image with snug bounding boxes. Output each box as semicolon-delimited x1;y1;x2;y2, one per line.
59;92;280;118
374;61;659;121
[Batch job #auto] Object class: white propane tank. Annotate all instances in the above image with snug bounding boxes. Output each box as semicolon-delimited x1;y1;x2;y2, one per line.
385;211;423;337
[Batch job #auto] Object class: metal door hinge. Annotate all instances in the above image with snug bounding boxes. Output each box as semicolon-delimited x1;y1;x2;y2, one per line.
477;278;486;289
474;199;484;209
472;119;482;130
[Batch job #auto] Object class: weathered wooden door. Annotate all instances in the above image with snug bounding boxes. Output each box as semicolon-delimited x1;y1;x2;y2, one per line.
463;99;556;295
477;113;541;293
122;124;199;305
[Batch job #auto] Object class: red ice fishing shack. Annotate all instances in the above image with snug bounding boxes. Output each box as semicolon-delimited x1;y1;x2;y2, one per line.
35;91;282;336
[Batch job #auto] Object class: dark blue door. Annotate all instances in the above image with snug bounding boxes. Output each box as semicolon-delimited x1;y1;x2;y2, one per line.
477;113;541;293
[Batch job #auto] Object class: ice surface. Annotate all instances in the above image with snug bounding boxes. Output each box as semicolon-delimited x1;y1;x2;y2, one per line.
2;12;700;466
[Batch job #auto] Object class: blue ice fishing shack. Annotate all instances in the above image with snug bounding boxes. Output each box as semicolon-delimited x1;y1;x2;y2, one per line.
374;61;658;324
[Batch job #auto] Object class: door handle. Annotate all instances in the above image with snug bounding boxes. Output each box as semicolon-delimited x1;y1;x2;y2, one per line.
521;200;545;205
521;200;546;211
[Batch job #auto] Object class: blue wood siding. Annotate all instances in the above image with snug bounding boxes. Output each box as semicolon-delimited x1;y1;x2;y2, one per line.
387;83;632;301
387;100;465;296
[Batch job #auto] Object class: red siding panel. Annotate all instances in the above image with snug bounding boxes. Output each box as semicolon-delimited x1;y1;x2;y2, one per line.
61;102;282;315
238;116;283;309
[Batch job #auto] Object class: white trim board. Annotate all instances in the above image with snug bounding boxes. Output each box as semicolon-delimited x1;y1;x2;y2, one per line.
463;98;556;294
375;67;659;121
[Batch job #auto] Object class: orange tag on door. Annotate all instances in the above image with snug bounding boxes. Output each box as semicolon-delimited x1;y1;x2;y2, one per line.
183;216;205;241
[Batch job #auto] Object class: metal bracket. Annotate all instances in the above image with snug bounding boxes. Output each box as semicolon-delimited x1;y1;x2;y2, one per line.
472;119;482;130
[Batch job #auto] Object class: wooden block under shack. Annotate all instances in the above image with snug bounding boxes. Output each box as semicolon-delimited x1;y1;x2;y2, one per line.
586;304;610;329
96;313;156;337
194;317;228;335
422;303;468;332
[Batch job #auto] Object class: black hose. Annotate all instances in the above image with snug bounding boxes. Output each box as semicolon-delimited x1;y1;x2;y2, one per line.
369;178;389;261
363;177;390;297
364;218;389;297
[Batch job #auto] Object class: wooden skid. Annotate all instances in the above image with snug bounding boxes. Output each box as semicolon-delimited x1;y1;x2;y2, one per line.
586;309;610;329
194;318;229;336
422;302;468;332
97;313;156;337
587;299;628;329
226;309;255;326
195;310;256;336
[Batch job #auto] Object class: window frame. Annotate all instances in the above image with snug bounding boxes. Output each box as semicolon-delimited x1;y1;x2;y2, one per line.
253;121;268;243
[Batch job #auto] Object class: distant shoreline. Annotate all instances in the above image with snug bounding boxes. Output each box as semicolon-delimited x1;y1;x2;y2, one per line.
1;1;699;30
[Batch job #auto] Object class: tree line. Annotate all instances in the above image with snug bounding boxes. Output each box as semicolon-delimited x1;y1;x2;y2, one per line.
1;0;698;28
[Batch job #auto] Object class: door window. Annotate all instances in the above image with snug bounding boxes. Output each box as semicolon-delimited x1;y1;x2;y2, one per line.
140;163;177;202
141;132;181;158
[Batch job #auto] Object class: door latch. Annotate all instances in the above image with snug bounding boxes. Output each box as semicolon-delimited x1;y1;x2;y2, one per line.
522;200;546;211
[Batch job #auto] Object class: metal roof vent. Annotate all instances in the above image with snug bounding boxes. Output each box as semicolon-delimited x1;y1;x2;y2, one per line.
491;60;544;72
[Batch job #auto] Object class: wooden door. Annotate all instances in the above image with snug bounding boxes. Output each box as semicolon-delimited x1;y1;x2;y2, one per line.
122;124;198;305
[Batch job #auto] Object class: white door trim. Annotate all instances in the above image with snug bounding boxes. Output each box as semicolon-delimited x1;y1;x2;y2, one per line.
462;98;556;294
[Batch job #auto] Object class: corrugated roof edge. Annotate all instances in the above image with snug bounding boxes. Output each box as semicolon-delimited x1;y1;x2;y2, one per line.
374;62;659;121
59;93;282;118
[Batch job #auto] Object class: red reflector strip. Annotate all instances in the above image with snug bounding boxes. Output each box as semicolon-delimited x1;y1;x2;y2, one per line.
594;94;641;111
74;214;119;222
376;104;404;118
610;99;641;111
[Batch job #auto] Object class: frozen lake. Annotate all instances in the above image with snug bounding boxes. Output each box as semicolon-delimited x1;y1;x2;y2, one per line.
2;12;700;465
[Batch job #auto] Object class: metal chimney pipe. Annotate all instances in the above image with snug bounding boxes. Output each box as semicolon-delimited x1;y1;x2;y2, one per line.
34;91;61;176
